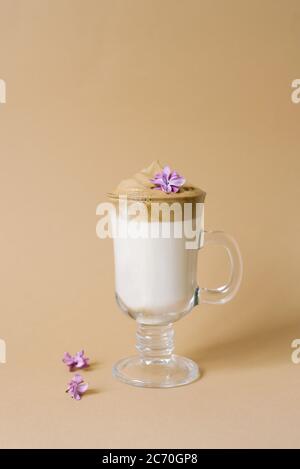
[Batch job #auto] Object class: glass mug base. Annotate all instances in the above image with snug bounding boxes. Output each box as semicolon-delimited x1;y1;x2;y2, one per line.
112;323;200;388
113;355;200;388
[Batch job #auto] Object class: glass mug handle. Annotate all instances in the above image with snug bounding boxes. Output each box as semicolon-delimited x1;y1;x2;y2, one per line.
198;231;243;305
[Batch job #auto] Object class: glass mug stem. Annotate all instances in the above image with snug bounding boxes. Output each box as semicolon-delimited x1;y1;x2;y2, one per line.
113;322;199;387
136;324;174;362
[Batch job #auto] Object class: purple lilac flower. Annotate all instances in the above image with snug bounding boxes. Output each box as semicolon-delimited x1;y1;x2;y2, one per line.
150;166;185;193
62;350;89;371
66;374;88;400
73;350;89;369
62;352;76;370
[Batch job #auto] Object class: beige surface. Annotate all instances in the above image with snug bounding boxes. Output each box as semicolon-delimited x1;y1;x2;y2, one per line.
0;0;300;448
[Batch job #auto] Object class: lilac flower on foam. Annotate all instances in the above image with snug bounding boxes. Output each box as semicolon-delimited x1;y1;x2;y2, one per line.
66;374;88;400
62;350;89;371
150;166;185;193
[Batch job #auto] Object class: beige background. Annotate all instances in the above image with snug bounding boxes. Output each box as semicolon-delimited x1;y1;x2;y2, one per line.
0;0;300;448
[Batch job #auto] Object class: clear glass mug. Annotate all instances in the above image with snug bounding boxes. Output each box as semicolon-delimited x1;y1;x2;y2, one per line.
111;209;243;388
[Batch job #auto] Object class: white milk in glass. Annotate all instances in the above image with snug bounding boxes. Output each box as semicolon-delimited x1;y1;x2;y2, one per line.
113;217;202;325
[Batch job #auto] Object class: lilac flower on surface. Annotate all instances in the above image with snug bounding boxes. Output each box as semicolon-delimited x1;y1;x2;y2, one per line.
150;166;185;193
73;350;89;369
62;352;76;370
66;374;88;400
62;350;89;371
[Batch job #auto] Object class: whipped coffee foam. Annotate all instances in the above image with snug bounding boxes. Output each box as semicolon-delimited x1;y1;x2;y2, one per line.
108;160;206;203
